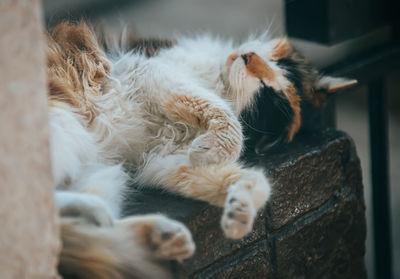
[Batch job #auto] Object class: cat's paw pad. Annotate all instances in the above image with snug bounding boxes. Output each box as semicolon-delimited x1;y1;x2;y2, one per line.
150;217;195;262
221;193;256;239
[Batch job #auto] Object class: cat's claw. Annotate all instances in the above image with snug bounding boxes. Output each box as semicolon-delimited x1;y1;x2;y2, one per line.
221;191;256;239
150;216;195;261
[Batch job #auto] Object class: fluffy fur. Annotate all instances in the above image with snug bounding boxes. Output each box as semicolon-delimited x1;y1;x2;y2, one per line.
59;215;195;279
48;22;355;278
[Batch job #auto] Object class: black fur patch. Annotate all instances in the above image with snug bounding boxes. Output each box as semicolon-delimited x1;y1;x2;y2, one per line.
240;84;293;155
277;57;303;94
277;55;324;134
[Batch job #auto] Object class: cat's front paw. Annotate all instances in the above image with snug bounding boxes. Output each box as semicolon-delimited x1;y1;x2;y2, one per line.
221;191;256;239
189;130;241;166
221;168;271;239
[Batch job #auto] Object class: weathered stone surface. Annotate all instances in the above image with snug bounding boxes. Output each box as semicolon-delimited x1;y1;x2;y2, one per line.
188;240;272;279
261;129;361;231
124;188;267;275
181;207;266;275
0;0;60;278
124;129;366;278
272;198;366;278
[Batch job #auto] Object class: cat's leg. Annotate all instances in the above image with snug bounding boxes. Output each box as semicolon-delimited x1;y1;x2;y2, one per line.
221;167;269;238
73;163;130;218
160;89;243;166
136;154;271;239
55;163;129;226
55;191;115;226
50;106;130;226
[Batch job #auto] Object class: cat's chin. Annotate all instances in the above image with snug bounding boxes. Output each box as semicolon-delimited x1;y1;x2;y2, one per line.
222;62;261;113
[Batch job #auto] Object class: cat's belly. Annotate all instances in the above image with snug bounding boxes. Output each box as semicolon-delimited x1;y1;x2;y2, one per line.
91;116;148;165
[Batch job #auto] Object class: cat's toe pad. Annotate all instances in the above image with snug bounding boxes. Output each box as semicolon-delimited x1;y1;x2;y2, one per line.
150;217;195;261
221;193;256;239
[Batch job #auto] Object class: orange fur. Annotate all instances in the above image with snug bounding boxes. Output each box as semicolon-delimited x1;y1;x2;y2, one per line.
283;84;302;141
59;218;172;279
59;220;126;279
47;22;110;123
271;37;293;61
165;164;243;206
165;94;242;156
165;95;210;128
244;52;276;81
243;49;302;141
274;43;321;111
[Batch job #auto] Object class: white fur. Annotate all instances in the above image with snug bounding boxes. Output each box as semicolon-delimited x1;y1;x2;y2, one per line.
55;191;115;226
50;106;129;218
51;33;278;238
50;106;100;186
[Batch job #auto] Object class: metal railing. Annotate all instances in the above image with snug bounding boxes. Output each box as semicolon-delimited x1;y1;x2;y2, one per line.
325;44;400;279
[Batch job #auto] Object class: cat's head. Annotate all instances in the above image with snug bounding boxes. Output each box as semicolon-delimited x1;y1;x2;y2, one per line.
222;37;357;152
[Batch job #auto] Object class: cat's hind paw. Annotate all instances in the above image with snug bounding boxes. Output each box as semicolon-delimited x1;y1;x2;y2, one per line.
150;216;196;262
120;215;195;262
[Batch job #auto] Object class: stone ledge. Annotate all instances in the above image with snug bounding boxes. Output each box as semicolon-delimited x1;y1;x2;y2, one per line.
123;128;366;278
187;240;272;279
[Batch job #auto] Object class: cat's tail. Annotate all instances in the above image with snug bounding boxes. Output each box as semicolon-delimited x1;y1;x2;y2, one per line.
58;218;170;279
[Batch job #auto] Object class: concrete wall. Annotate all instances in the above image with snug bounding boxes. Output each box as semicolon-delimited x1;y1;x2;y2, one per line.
0;0;60;278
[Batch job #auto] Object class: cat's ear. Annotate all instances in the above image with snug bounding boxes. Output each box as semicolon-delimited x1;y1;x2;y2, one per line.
315;76;358;94
310;76;357;106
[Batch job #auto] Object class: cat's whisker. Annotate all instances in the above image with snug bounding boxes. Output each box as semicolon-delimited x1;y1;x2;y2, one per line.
275;99;291;119
239;115;277;136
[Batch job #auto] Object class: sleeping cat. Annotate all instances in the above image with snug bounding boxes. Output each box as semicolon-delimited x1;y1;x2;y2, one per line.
48;22;356;278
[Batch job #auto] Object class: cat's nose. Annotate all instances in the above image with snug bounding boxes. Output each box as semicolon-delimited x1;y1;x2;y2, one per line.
241;52;255;65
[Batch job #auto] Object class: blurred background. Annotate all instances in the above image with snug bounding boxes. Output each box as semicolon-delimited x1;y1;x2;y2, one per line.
42;0;399;277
